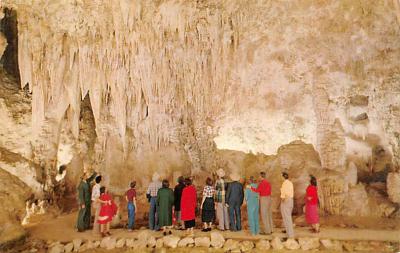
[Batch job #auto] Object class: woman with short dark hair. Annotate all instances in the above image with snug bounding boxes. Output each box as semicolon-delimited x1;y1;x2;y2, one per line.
181;177;197;236
201;177;215;232
157;179;175;235
184;177;192;186
305;175;320;233
174;176;185;230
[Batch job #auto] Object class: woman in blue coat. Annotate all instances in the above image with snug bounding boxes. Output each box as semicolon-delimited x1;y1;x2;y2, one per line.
245;176;260;235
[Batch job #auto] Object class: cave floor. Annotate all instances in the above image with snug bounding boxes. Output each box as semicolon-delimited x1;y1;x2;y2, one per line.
25;212;400;243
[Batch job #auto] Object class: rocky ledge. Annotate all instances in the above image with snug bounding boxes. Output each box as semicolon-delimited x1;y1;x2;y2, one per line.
16;231;398;253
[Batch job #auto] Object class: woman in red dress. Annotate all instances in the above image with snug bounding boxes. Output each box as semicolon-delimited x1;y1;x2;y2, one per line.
305;175;320;233
98;186;118;237
180;177;197;236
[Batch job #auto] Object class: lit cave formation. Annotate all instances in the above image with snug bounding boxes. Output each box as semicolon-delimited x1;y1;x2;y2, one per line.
0;1;399;252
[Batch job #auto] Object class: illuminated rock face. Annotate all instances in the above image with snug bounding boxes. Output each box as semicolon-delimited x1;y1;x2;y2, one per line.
0;168;31;247
0;33;6;59
0;1;399;217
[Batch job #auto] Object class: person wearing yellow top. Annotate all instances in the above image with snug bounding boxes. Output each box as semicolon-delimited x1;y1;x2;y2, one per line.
280;172;294;238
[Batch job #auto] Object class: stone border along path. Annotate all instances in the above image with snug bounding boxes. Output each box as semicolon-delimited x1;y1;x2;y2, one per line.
43;229;399;253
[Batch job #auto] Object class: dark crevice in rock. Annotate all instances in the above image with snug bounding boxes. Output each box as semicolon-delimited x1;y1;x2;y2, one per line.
0;8;20;82
78;93;97;164
353;112;368;121
358;166;390;184
350;95;369;106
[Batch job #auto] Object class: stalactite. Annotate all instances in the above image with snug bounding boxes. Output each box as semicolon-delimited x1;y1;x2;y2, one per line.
0;1;234;174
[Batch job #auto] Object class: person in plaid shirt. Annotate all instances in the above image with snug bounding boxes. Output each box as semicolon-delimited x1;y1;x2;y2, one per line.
214;168;230;230
146;172;162;230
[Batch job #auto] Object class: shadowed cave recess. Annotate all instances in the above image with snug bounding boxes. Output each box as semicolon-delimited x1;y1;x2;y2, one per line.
0;0;399;252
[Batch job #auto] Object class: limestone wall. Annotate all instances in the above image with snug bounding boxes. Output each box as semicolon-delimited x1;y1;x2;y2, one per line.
0;0;398;216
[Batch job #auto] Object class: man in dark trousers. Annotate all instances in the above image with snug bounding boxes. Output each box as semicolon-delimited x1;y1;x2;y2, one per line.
76;170;97;232
226;172;244;231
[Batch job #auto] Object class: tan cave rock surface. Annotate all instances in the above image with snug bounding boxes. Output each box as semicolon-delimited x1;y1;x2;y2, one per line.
0;0;399;250
0;0;398;182
0;167;32;248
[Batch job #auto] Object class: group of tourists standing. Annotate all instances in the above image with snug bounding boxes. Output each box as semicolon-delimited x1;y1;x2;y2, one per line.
76;171;118;237
76;169;320;239
144;169;320;239
145;173;199;236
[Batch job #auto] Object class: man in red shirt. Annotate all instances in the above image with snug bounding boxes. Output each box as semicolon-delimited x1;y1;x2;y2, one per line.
250;171;274;234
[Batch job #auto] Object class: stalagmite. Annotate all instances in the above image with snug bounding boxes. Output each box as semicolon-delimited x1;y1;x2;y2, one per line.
387;172;400;203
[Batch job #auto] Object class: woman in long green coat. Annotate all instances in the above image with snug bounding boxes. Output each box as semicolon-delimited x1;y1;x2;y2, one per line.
76;171;97;232
157;179;175;235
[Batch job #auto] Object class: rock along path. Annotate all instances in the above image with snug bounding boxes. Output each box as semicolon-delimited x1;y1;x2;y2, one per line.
26;212;400;243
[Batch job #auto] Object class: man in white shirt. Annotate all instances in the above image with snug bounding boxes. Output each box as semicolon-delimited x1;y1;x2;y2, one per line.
91;175;102;233
280;172;294;238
